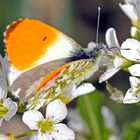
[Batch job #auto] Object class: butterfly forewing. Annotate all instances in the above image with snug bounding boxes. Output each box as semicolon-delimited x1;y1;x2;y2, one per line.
4;18;82;71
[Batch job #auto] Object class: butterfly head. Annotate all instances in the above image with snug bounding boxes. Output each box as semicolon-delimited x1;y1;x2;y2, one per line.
85;42;106;59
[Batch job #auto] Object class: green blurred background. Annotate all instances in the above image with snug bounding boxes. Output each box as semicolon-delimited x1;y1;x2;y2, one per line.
1;0;140;140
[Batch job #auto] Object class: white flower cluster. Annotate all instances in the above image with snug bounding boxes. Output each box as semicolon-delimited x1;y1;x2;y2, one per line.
0;55;17;127
119;0;140;38
99;0;140;104
23;99;75;140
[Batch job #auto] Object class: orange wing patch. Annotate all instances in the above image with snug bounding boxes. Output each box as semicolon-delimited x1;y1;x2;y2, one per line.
4;18;59;70
34;63;69;92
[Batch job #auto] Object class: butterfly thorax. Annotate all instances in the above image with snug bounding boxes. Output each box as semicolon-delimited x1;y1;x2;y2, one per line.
85;43;106;59
69;42;106;61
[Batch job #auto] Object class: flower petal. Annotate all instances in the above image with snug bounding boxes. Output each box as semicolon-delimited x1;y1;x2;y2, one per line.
105;28;120;48
135;0;140;17
0;55;7;100
0;118;3;127
121;39;140;62
46;99;67;123
128;64;140;76
52;123;75;140
63;84;77;99
22;110;44;130
65;83;95;100
3;98;17;121
99;66;120;83
119;3;138;21
38;133;52;140
0;134;9;140
130;26;140;38
114;56;124;69
129;76;140;89
74;83;95;97
123;88;140;103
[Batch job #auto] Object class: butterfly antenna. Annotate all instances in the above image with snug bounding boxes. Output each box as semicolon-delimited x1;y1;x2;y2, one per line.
96;7;101;44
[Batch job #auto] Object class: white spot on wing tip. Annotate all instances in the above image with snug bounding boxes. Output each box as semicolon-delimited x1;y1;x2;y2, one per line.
6;25;10;30
3;39;6;44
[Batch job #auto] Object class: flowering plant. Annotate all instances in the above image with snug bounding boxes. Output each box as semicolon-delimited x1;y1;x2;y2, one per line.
1;0;140;140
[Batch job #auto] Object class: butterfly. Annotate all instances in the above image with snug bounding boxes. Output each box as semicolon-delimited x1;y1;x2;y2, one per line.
4;18;105;109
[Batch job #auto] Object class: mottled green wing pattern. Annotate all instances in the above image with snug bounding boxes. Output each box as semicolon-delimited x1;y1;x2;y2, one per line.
27;59;97;109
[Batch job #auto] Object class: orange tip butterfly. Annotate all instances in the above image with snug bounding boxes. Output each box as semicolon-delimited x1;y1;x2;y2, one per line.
3;8;105;109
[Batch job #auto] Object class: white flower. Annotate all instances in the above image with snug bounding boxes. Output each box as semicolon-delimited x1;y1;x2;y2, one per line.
99;28;120;83
128;64;140;76
105;28;120;48
59;83;95;104
120;38;140;62
0;55;7;100
130;26;140;38
119;0;140;22
99;28;130;83
123;76;140;103
23;99;75;140
0;55;17;126
0;134;9;140
0;98;17;126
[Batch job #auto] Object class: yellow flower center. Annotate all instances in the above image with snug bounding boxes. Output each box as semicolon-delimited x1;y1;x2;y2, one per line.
6;133;15;140
57;94;72;104
121;57;133;71
135;85;140;97
38;119;54;133
0;101;8;118
133;19;140;29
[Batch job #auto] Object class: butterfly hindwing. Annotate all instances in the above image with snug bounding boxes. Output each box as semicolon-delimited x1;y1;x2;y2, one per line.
26;59;98;109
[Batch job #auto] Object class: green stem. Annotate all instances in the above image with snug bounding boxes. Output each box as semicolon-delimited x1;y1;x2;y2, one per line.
15;130;37;139
83;95;102;140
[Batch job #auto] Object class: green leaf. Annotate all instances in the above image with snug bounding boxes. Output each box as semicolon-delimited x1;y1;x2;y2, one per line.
122;118;140;140
77;91;110;140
